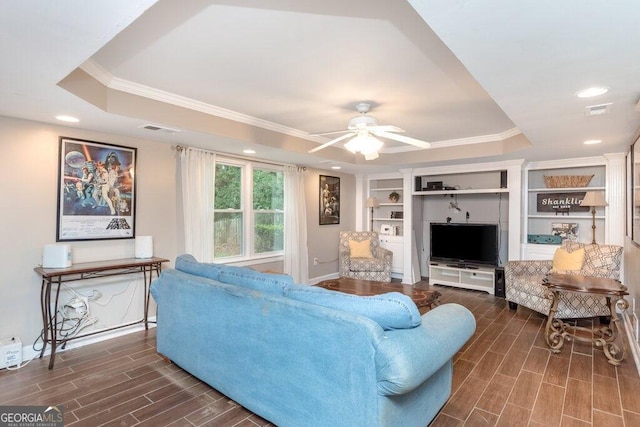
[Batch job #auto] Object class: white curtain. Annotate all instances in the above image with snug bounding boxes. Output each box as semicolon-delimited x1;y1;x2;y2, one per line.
284;166;309;283
180;148;216;261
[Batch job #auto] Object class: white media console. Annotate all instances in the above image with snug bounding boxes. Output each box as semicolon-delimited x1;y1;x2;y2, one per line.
428;263;496;295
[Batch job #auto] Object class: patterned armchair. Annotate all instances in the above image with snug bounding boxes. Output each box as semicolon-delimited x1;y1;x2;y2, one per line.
505;242;623;319
338;231;392;282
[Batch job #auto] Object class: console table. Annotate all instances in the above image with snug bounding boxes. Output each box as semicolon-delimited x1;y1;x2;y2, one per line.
542;273;629;366
34;257;168;369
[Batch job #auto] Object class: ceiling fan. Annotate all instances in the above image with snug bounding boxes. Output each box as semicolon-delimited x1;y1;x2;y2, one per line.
308;102;430;160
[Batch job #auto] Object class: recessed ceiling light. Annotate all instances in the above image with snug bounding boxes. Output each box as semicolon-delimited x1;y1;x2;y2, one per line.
56;115;79;123
331;166;341;170
243;149;256;154
576;87;608;98
583;139;602;145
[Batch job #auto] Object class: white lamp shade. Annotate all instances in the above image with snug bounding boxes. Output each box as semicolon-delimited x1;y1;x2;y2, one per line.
366;197;379;208
580;191;608;207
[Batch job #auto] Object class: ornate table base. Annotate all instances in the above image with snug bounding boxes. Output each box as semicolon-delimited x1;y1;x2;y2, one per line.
543;274;629;366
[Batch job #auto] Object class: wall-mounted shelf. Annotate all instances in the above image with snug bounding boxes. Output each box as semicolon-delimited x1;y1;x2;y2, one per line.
415;188;509;196
528;186;606;193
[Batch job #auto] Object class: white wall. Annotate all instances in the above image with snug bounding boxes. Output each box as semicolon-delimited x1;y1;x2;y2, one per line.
0;116;178;349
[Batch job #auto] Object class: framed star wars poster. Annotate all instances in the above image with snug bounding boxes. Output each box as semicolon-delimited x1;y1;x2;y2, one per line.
56;137;137;241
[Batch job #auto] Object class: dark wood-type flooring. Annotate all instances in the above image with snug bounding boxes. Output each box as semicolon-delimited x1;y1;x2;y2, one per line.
1;283;639;426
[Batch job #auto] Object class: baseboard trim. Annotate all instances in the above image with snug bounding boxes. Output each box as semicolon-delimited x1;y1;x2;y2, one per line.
307;272;339;285
622;311;640;376
17;319;157;368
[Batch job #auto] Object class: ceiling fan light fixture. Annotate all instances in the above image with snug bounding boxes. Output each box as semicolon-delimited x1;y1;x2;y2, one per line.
344;132;383;159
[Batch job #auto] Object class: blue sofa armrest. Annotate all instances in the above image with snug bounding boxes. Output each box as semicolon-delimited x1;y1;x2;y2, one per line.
375;303;475;395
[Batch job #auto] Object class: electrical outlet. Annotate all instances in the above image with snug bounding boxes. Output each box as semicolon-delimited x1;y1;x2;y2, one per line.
0;337;22;369
313;257;319;265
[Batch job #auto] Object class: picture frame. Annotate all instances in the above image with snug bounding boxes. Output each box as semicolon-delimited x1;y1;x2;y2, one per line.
57;137;137;241
319;175;340;225
379;224;396;236
551;222;578;241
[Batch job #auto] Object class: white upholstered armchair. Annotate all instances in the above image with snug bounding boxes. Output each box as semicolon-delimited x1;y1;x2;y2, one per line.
505;241;623;319
338;231;392;282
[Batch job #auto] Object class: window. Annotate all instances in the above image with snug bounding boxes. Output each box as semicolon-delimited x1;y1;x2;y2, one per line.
213;158;284;260
253;168;284;254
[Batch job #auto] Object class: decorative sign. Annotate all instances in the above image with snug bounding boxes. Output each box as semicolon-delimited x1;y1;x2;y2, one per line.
536;192;589;213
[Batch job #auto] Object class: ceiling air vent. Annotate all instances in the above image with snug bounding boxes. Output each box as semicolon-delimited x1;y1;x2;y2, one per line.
139;124;180;134
584;103;612;117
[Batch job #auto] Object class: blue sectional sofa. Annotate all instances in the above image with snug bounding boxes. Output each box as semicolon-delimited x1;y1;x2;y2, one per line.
150;255;476;427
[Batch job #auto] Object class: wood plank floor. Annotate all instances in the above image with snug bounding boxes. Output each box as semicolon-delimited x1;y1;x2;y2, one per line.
1;283;639;426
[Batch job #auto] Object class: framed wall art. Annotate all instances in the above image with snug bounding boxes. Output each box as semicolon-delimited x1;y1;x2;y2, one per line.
57;137;137;241
319;175;340;225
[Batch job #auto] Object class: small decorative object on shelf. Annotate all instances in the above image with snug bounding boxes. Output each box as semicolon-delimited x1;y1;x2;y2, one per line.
543;175;593;188
390;211;403;219
388;191;400;203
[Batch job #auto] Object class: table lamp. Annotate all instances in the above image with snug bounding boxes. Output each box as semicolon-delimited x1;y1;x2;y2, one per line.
579;191;607;244
365;197;379;231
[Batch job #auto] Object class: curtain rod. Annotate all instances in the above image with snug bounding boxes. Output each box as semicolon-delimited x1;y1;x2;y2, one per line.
174;144;304;169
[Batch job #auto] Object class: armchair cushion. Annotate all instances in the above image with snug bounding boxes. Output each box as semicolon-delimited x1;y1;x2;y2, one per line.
349;239;373;258
550;247;584;272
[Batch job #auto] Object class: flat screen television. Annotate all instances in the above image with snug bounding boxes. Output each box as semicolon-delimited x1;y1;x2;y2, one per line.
430;223;499;267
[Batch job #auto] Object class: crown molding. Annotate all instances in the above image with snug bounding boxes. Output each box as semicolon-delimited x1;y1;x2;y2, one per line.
80;60;324;142
381;127;522;153
80;60;522;152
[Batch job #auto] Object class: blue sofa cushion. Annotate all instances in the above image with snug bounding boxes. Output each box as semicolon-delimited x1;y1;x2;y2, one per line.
218;268;294;295
285;285;420;330
175;254;291;295
175;254;225;281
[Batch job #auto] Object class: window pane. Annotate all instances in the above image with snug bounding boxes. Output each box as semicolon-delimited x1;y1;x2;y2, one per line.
253;169;284;210
214;212;243;258
254;212;284;253
215;164;241;209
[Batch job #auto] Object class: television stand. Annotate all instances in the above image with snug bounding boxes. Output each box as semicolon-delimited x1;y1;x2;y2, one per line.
446;263;481;270
429;264;495;294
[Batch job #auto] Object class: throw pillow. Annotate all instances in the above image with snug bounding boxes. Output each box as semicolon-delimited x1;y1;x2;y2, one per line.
285;284;421;330
550;247;585;272
349;239;373;258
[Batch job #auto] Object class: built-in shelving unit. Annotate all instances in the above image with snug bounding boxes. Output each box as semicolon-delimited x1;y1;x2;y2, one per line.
413;170;508;196
369;176;404;236
524;161;607;259
368;174;405;276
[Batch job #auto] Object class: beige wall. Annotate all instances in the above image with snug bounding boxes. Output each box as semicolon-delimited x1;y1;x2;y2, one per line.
304;168;356;281
0;116;179;346
0;115;356;348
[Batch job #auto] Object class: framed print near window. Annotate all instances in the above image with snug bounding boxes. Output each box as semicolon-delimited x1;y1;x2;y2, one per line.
319;175;340;225
57;137;137;241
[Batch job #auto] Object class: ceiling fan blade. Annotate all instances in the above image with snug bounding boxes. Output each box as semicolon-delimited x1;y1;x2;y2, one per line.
373;130;431;149
308;132;354;153
308;130;351;137
368;125;404;133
